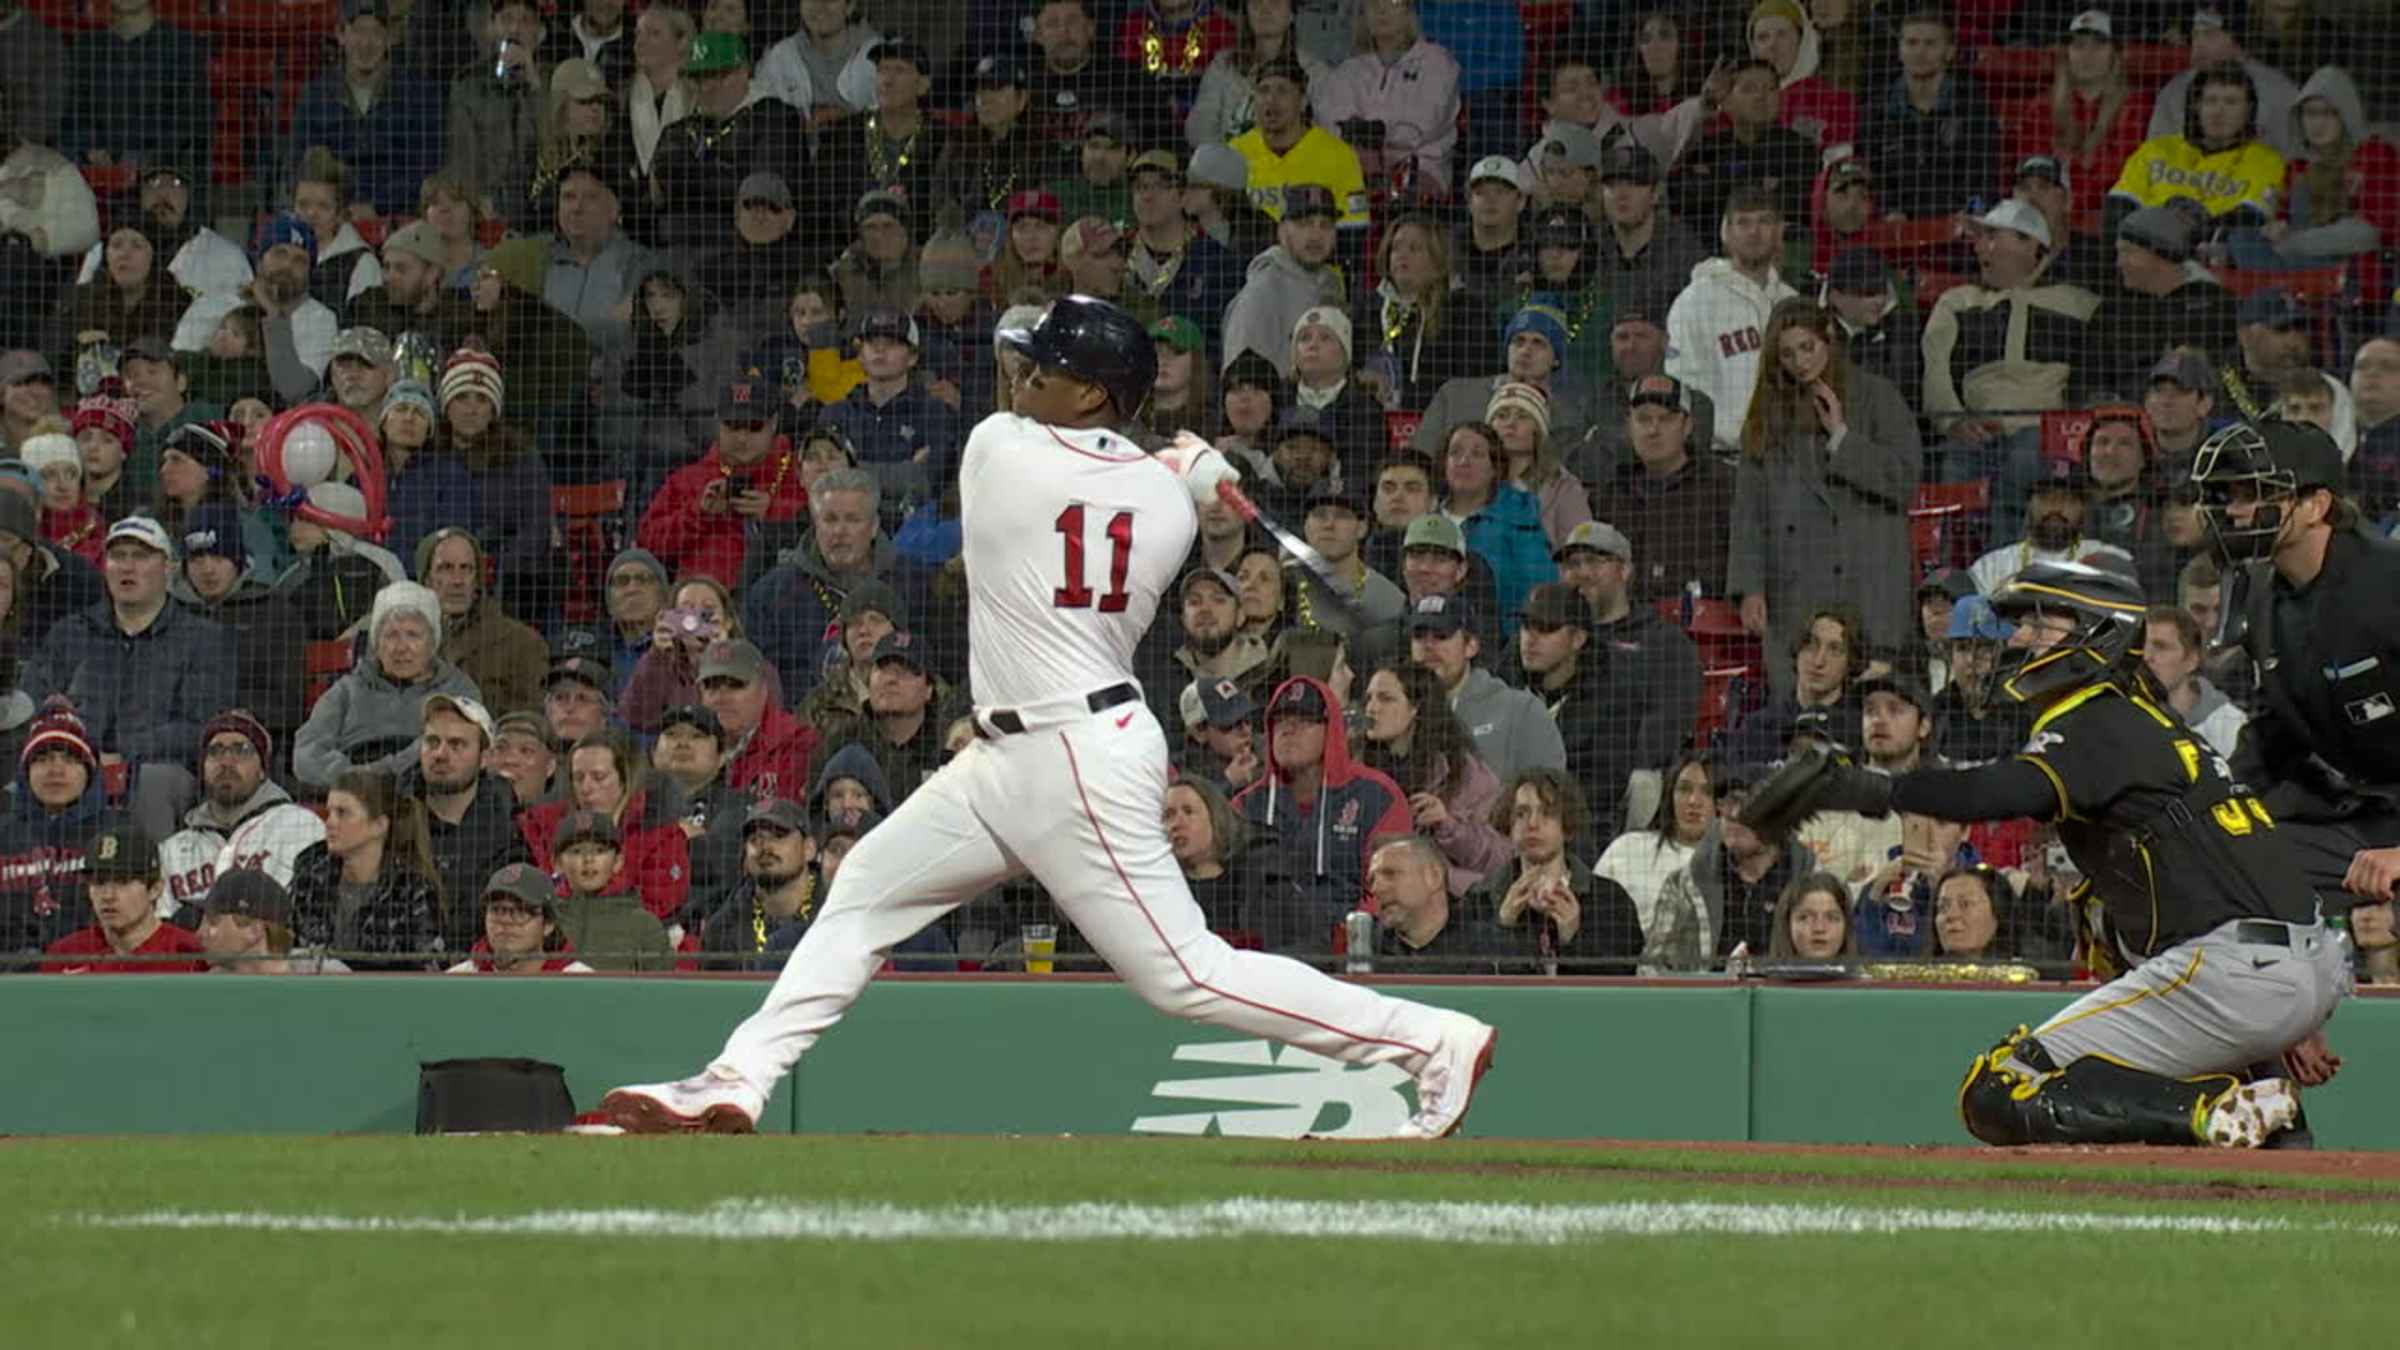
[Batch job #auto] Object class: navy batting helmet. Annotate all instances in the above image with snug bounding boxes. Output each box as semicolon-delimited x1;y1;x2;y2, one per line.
996;295;1157;420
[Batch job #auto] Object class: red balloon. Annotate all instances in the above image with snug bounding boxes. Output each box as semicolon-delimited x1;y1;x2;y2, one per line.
255;403;390;542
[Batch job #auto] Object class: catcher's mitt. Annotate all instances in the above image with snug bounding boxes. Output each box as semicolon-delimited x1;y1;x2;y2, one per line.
1736;746;1895;841
1737;746;1842;841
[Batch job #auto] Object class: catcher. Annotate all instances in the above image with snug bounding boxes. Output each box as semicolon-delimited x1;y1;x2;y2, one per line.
1741;559;2349;1149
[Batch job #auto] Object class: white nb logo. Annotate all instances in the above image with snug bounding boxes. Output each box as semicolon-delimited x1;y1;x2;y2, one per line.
1131;1040;1412;1139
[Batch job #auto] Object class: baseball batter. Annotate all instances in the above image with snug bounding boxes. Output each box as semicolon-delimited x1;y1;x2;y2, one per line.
1741;560;2348;1148
593;296;1498;1139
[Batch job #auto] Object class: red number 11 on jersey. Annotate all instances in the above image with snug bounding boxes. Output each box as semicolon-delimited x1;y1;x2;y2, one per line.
1053;504;1135;612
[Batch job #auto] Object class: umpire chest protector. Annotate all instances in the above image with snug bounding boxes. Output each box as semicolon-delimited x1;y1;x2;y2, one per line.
2025;684;2314;967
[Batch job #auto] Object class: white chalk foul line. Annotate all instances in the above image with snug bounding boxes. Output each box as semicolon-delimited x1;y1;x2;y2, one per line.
69;1198;2400;1245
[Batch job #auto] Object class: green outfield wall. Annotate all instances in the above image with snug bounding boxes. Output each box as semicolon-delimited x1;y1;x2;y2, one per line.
6;976;2398;1146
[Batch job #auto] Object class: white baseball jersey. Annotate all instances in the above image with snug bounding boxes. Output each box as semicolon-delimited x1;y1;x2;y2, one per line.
960;414;1198;710
157;804;328;919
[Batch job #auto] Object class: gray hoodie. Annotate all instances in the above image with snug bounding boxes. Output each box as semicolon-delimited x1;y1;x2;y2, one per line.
292;657;484;790
1220;244;1345;377
1447;667;1566;786
2276;67;2382;259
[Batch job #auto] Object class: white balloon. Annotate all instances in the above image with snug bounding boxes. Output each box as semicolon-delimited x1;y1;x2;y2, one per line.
283;420;340;488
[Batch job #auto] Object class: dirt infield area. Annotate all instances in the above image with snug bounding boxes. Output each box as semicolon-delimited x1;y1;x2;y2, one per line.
1280;1138;2400;1204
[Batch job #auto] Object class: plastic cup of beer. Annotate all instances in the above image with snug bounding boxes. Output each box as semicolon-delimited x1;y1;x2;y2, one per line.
1023;924;1058;974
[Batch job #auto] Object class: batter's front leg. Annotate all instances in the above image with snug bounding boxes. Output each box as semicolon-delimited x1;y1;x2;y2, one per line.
712;750;1021;1089
1024;721;1479;1083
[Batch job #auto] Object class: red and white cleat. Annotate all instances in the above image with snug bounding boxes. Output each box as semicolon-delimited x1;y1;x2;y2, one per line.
1394;1016;1498;1140
592;1066;768;1135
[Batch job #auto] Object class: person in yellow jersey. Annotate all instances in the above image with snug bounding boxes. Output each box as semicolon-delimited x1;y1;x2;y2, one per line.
1227;57;1370;230
2109;60;2285;238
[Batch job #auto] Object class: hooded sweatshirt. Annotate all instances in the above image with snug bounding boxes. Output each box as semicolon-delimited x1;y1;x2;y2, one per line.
157;779;327;920
1664;257;1800;449
808;740;896;819
2272;68;2400;276
1447;666;1568;787
1232;675;1411;950
1221;245;1347;378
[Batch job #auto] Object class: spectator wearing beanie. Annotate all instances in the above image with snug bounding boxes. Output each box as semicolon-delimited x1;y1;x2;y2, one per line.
435;349;558;624
154;418;286;576
170;502;309;751
1487;378;1592;551
293;580;483;790
19;431;102;566
156;709;327;922
28;515;237;840
414;527;549;718
1410;304;1596;474
376;380;479;569
559;546;668;697
277;480;409;642
0;485;105;647
70;382;142;524
61;225;192;368
0;700;110;960
2080;204;2239;402
912;233;995;417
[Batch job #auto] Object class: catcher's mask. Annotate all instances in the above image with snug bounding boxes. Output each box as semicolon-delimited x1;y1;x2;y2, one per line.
1979;560;2147;712
2188;418;2342;564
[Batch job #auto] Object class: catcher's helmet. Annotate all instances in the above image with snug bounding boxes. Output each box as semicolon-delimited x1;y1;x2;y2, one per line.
2188;417;2345;563
996;294;1157;420
1982;559;2147;710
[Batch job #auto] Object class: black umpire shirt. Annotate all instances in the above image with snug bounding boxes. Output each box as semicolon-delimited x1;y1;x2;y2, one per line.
2238;530;2400;807
1890;683;2315;965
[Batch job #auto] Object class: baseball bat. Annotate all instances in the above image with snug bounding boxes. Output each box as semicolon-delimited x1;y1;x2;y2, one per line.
1215;479;1370;629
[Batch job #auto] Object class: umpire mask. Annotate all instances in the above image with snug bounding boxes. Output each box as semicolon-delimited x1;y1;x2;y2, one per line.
2189;419;2341;564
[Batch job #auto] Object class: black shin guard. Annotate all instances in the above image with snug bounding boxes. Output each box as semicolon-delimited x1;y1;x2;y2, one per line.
1958;1029;2237;1147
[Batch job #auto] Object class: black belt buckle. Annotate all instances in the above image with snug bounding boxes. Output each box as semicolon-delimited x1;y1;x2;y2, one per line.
2232;919;2291;949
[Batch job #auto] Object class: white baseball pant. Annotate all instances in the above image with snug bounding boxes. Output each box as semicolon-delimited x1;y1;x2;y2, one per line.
713;698;1452;1088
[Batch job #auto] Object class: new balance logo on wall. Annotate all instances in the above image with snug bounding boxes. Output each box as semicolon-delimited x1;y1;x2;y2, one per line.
1131;1040;1412;1138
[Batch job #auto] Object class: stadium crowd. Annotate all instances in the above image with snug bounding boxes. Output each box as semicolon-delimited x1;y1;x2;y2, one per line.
0;0;2397;977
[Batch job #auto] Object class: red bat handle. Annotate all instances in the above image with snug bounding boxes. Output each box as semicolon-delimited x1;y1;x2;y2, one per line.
1215;478;1260;521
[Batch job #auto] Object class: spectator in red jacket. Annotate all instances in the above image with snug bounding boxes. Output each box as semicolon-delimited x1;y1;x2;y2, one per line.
1232;675;1412;953
39;818;206;973
635;377;810;591
518;729;689;921
697;638;819;804
2000;10;2153;223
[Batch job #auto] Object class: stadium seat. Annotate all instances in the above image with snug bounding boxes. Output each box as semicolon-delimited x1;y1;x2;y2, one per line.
1385;410;1424;453
1693;665;1756;750
101;760;130;804
553;479;629;626
303;638;354;713
1910;480;1992;580
2218;263;2346;302
79;163;136;197
1654;595;1763;672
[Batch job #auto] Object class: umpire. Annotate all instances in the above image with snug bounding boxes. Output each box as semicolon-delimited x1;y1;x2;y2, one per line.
1739;560;2346;1150
2187;418;2400;899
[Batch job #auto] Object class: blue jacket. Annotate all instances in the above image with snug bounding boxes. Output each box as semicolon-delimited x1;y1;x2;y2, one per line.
289;72;447;217
28;601;238;766
387;452;483;575
0;756;107;960
822;383;965;517
1455;485;1555;636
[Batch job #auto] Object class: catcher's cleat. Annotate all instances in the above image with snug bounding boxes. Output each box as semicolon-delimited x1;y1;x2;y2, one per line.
1394;1016;1498;1140
2202;1078;2300;1148
594;1066;767;1135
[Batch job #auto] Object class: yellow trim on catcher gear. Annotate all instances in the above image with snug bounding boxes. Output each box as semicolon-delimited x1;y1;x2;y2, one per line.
1998;580;2150;617
2037;947;2205;1038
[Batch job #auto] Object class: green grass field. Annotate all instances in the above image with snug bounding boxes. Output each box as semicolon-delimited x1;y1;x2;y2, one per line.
8;1135;2395;1350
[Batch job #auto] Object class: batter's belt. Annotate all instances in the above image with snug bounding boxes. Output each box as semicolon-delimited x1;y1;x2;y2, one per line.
978;683;1142;737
